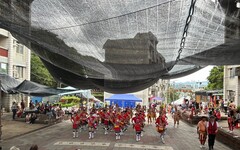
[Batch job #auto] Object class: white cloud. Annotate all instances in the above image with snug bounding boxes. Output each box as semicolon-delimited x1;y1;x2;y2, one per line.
171;66;214;83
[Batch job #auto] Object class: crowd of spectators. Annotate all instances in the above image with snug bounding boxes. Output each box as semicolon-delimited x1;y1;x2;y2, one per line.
11;100;65;124
174;98;240;132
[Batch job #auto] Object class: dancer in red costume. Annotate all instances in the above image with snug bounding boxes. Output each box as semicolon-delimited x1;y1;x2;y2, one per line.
114;118;121;140
71;113;80;138
155;112;168;144
87;112;96;139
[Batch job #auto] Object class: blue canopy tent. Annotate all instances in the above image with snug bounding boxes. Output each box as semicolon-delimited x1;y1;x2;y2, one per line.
105;94;142;108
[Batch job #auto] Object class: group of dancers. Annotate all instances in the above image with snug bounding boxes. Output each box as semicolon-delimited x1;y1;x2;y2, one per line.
70;105;169;143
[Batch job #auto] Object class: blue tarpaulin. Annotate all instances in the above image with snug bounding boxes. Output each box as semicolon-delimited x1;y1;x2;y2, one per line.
31;96;43;104
105;94;142;108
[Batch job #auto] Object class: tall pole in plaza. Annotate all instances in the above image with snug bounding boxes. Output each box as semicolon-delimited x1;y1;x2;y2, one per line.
0;80;2;149
87;94;89;114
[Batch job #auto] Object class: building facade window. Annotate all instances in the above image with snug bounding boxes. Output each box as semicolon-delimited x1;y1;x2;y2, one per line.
13;66;25;78
0;62;8;74
15;41;24;54
228;90;235;101
229;68;235;78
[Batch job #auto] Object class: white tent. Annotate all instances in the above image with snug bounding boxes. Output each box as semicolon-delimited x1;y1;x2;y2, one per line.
58;90;100;101
171;96;191;105
58;86;77;90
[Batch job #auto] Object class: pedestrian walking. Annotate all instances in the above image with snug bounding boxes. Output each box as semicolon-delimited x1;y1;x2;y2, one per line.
197;116;207;148
207;115;219;150
223;99;228;114
147;109;152;124
173;105;181;128
11;102;18;120
227;113;234;133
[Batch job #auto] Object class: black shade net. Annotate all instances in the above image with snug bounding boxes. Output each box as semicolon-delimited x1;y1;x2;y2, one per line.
0;73;75;96
0;0;239;93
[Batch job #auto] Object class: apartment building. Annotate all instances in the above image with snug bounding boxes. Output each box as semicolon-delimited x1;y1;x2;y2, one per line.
0;28;31;111
223;65;240;106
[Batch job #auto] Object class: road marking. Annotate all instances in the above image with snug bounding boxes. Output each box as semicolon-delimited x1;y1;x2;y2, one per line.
54;141;110;146
115;143;174;150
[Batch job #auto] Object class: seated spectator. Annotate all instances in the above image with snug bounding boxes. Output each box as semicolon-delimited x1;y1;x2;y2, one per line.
56;107;65;121
25;113;31;123
191;104;195;116
208;108;214;117
17;109;23;118
29;100;34;109
204;105;208;114
228;101;236;110
30;113;37;124
214;109;221;121
234;110;240;126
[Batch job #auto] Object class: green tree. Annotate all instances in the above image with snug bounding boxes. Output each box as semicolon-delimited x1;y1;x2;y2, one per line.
207;66;224;90
166;88;180;103
31;53;57;87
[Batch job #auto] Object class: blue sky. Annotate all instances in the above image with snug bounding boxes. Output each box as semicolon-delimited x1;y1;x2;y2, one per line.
170;66;213;83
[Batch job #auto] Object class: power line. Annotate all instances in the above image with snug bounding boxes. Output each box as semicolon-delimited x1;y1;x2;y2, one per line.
49;0;175;31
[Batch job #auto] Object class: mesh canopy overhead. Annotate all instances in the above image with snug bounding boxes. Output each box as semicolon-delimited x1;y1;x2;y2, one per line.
0;0;239;93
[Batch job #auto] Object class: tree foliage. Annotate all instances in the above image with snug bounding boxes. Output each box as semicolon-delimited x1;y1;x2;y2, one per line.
207;66;224;90
166;88;180;103
31;53;57;87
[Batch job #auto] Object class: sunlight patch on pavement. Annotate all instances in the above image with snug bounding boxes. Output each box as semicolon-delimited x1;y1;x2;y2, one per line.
115;143;174;150
54;141;110;147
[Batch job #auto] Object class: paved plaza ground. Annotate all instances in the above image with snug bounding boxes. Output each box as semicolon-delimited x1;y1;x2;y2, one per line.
1;113;235;150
